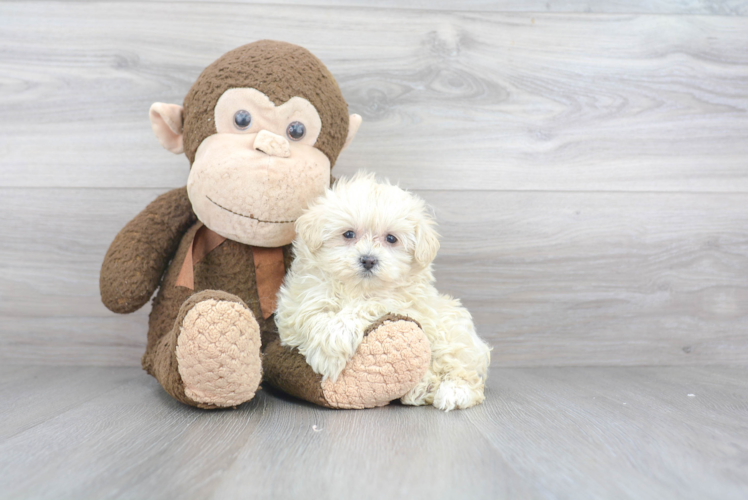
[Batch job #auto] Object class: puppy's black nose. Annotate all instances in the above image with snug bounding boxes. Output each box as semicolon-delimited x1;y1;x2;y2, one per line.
360;256;378;270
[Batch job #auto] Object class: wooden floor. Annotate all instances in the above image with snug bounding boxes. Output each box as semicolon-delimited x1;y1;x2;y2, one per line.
0;365;746;500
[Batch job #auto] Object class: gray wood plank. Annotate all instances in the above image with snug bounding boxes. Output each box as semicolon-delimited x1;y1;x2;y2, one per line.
1;3;747;191
432;190;748;366
1;366;746;499
3;188;748;366
0;315;148;366
0;366;139;440
210;393;533;500
35;0;748;15
0;373;265;499
0;368;533;500
468;366;748;500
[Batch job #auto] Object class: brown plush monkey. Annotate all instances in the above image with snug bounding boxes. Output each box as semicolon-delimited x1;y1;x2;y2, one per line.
100;41;431;409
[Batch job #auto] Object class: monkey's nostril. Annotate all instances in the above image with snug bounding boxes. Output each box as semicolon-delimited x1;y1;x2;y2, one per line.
360;256;378;270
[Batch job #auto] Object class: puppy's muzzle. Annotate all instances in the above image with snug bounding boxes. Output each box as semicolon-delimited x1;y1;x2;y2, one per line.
360;255;378;271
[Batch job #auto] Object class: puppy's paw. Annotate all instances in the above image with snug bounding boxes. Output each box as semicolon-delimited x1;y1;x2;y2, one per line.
401;370;439;406
433;379;485;412
305;316;361;382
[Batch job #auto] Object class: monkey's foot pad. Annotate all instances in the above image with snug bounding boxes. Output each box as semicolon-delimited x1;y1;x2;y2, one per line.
321;318;431;409
176;298;262;407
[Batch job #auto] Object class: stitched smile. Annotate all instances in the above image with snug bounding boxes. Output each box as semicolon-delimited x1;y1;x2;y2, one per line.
207;196;296;224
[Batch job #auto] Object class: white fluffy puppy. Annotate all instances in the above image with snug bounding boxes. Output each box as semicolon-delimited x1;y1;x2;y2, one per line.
275;172;491;411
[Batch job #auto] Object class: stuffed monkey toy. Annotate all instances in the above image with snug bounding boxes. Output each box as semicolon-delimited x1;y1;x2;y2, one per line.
100;41;431;409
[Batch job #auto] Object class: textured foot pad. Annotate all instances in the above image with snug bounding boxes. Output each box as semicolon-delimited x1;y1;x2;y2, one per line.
176;299;262;407
321;319;431;409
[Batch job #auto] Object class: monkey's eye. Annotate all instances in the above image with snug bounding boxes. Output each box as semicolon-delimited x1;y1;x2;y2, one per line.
386;234;398;244
343;230;355;239
233;110;252;130
287;121;306;141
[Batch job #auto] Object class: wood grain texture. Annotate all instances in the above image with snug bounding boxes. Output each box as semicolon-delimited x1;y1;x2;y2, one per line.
2;187;747;366
1;2;747;366
0;366;138;440
1;3;747;191
1;366;746;499
466;366;748;500
49;0;748;15
0;369;533;500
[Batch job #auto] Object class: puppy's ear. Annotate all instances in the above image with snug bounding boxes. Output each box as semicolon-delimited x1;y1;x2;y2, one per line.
414;218;440;267
294;207;324;253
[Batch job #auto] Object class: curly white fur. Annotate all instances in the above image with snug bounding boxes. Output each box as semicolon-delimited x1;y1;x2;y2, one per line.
275;172;491;411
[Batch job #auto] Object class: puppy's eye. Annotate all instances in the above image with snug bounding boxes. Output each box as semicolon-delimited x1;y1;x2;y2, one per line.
343;230;356;239
234;110;252;130
386;234;398;244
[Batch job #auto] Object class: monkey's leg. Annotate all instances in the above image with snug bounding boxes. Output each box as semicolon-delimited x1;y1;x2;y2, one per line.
263;314;431;409
147;290;262;409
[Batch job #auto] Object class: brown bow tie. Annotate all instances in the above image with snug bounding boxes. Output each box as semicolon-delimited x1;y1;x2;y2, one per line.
176;223;286;319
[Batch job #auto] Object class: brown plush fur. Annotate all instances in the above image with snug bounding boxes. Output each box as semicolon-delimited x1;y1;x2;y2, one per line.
262;332;329;407
100;183;319;408
182;40;349;167
101;41;430;409
140;211;292;366
100;187;196;314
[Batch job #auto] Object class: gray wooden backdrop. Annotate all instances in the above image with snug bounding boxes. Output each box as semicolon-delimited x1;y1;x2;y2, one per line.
2;0;747;368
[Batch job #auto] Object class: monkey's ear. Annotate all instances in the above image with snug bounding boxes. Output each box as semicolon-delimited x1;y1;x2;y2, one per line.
149;103;184;154
413;218;440;267
341;114;362;152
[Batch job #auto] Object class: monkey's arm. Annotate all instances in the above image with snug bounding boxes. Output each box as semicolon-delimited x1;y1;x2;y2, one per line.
100;187;196;314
